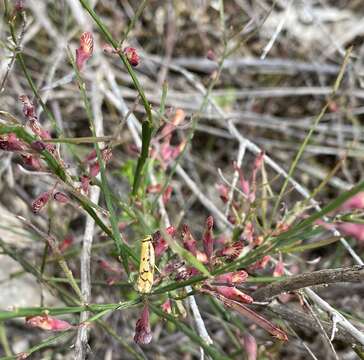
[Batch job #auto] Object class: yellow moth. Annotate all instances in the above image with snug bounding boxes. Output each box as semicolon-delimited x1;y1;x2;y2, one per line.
137;235;155;294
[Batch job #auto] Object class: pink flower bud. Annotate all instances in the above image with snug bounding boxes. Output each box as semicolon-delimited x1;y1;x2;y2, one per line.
53;191;69;204
166;225;177;237
182;224;197;255
0;133;24;151
152;231;168;257
215;270;248;284
273;256;284;277
215;286;253;304
32;192;51;214
340;192;364;211
124;47;140;67
217;183;229;203
242;333;257;360
26;315;72;331
84;149;97;163
338;222;364;242
89;162;100;177
134;305;152;345
248;255;271;271
161;299;172;314
76;32;94;70
203;216;214;261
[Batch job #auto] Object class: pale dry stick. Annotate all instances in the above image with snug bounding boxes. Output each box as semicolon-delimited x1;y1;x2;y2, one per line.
300;294;339;360
74;72;104;360
100;64;214;352
225;141;247;217
260;0;293;59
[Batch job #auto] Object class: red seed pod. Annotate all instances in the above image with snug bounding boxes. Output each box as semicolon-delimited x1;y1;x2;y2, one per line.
215;286;253;304
124;47;140;67
26;315;72;331
76;32;94;70
203;216;214;261
53;191;69;204
32;192;50;214
134;304;152;345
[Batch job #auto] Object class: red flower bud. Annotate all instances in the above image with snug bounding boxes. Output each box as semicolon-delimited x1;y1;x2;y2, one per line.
0;133;24;151
182;224;197;256
217;183;229;203
26;315;72;331
152;231;168;257
242;333;257;360
89;162;100;177
203;216;214;261
134;304;152;345
76;32;94;70
32;192;51;214
124;47;140;67
215;286;253;304
215;270;248;284
161;299;172;314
